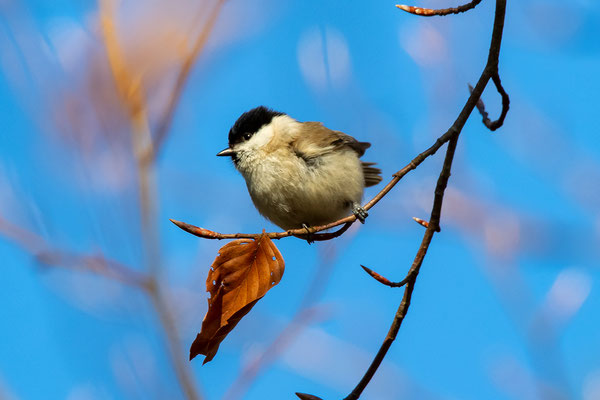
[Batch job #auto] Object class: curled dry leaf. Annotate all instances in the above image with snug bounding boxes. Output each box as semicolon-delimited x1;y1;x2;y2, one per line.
190;234;285;363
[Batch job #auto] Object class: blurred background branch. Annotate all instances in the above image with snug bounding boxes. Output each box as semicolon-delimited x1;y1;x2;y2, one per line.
153;0;228;156
1;0;598;399
222;242;343;400
97;1;230;398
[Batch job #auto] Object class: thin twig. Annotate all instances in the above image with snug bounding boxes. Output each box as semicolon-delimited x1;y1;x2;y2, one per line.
342;1;508;398
396;0;482;17
361;265;409;288
153;0;227;157
469;73;510;131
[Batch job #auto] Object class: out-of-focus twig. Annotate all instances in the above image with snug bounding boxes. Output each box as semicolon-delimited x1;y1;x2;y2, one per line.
153;0;227;157
37;251;151;288
0;216;149;288
224;307;329;400
99;0;148;119
396;0;482;17
99;2;202;399
223;242;344;400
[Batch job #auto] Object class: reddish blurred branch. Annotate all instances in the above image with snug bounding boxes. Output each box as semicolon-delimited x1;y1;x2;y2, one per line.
224;307;328;400
223;243;343;400
2;0;224;398
99;1;229;398
0;216;149;289
153;0;227;157
1;210;200;400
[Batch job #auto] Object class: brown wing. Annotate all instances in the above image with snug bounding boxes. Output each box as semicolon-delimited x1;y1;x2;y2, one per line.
291;122;370;158
291;122;382;187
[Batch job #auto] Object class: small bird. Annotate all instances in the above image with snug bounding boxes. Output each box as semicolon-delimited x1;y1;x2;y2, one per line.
217;106;382;231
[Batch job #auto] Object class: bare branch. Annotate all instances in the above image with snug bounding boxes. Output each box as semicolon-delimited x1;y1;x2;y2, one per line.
396;0;482;17
164;1;509;398
342;1;509;399
344;135;460;400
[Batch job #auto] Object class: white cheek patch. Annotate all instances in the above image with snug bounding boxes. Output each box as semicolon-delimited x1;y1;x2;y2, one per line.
236;123;275;153
251;124;275;147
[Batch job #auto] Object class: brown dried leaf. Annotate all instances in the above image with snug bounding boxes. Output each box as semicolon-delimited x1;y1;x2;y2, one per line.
190;234;285;363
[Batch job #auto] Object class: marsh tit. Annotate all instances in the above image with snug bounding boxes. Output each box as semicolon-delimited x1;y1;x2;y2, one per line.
217;106;382;231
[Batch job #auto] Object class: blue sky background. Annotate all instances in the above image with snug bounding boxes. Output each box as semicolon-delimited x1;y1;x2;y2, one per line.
1;1;599;399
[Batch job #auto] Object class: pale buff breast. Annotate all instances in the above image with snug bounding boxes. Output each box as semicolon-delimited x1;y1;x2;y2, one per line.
234;115;365;230
243;148;364;230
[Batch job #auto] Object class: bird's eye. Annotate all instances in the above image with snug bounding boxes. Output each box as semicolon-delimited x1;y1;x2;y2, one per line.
243;133;252;141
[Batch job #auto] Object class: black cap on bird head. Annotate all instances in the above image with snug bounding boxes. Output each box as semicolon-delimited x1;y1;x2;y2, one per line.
216;106;284;157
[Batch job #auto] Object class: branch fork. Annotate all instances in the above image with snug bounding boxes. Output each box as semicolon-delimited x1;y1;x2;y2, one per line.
166;0;510;399
286;1;510;399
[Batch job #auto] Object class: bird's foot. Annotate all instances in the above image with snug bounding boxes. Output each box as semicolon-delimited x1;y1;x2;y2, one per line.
352;202;368;224
302;223;314;244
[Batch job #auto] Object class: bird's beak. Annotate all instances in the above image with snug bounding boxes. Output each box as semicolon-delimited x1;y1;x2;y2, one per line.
216;147;235;157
